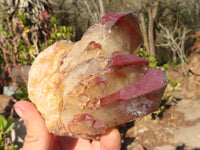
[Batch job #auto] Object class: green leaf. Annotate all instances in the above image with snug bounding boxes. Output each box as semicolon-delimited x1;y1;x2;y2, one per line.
13;86;29;101
5;122;14;133
0;115;8;131
61;26;66;33
0;24;6;36
50;33;56;39
50;17;58;25
17;12;27;24
66;26;72;32
56;33;61;38
137;48;149;58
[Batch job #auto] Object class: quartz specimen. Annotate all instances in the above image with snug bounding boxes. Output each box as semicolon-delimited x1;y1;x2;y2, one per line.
28;12;167;139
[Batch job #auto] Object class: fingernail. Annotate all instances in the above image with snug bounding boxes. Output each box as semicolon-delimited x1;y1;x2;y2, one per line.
15;107;24;120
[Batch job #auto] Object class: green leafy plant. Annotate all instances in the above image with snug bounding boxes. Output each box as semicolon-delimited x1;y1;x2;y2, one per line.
47;17;73;45
161;63;169;71
0;24;6;37
0;115;17;150
16;12;27;25
13;86;29;101
50;17;58;26
1;11;74;101
153;105;165;116
137;48;170;71
167;78;181;92
137;48;149;59
137;48;159;69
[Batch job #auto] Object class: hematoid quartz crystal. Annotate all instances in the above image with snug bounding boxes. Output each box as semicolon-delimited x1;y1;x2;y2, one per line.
28;12;167;139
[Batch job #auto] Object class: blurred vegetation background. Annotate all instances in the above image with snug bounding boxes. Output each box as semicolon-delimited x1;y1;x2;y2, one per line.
0;0;200;149
0;0;199;83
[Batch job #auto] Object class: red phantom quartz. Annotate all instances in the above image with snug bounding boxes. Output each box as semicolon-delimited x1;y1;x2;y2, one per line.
28;12;167;139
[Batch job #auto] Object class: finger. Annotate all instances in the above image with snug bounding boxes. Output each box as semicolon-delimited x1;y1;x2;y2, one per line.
14;101;54;150
91;139;100;150
100;128;121;150
72;138;92;150
52;136;79;150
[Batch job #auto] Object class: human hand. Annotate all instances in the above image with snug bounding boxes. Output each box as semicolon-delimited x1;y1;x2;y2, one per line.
14;101;121;150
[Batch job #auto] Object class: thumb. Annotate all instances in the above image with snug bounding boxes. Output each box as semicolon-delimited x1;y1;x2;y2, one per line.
100;128;121;150
14;101;54;150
